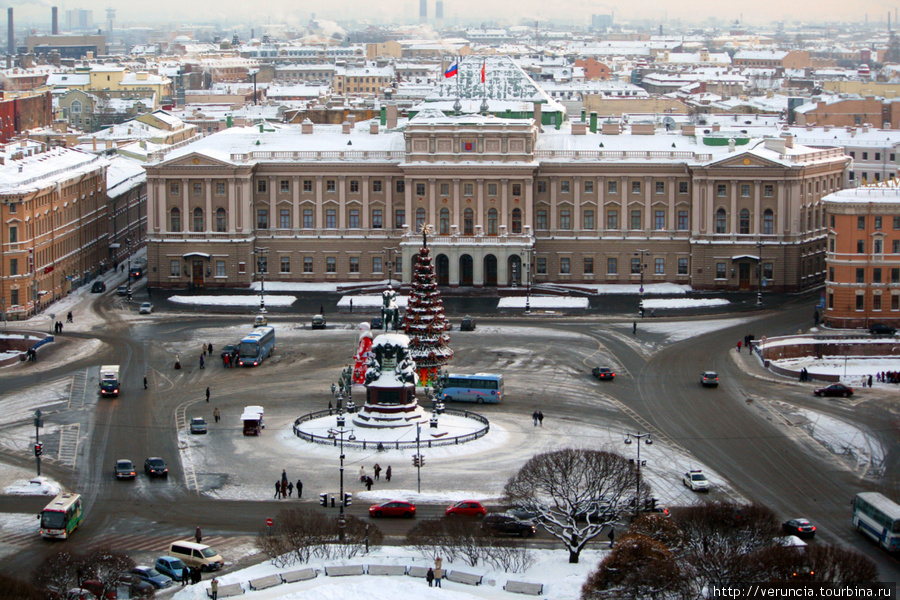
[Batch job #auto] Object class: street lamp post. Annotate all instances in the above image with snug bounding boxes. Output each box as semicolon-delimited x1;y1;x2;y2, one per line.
634;249;651;295
255;247;269;313
624;431;652;520
756;240;764;307
126;237;133;285
521;248;535;314
332;409;355;541
383;247;398;286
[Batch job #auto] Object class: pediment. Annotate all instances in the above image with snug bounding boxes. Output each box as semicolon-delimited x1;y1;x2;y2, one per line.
160;152;233;168
707;152;782;169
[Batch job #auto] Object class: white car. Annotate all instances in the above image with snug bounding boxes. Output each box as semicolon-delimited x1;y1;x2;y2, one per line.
683;470;709;492
139;302;153;314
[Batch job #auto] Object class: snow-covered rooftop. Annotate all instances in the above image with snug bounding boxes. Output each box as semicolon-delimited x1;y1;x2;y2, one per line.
0;146;105;193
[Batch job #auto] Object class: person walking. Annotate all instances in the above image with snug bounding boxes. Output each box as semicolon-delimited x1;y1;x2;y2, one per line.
210;578;218;600
365;476;373;491
181;566;189;586
737;340;742;352
195;526;202;544
206;387;211;402
281;479;287;498
537;411;544;426
532;411;539;427
433;566;442;588
202;343;208;356
296;479;303;498
274;480;282;499
287;481;294;497
358;466;366;482
208;343;214;355
608;527;615;548
385;465;391;482
632;321;637;334
868;374;873;388
426;568;435;587
223;353;230;368
67;311;73;323
213;407;220;423
199;354;205;369
374;463;381;480
814;310;820;326
143;376;148;390
350;299;353;313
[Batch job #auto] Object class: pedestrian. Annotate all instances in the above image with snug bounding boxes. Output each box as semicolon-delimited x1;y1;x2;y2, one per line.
632;321;637;334
193;566;201;584
287;481;294;497
374;463;381;480
532;411;538;426
358;466;366;482
206;387;210;402
328;400;333;415
537;411;543;426
426;568;435;587
202;343;208;356
67;311;73;323
737;340;742;352
868;374;873;388
365;476;373;491
814;310;820;326
199;354;205;369
143;376;148;390
58;322;64;334
274;480;281;499
208;343;214;355
214;407;220;423
146;286;151;299
608;527;615;548
435;557;442;571
433;566;442;588
181;566;189;586
385;465;391;482
282;469;288;485
223;353;230;368
195;526;202;543
296;479;303;498
281;480;287;498
210;578;218;600
350;298;353;313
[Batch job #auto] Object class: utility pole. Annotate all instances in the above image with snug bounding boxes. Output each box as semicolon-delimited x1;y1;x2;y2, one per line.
757;239;764;307
634;249;651;295
624;431;652;520
34;410;43;476
255;247;269;313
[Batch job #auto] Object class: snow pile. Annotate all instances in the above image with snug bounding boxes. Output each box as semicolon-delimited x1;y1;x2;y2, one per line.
169;295;297;307
497;296;589;309
793;407;885;476
639;298;730;309
5;476;61;496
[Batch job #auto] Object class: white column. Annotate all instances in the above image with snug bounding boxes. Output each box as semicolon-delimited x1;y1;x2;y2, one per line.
753;181;761;235
205;178;212;232
362;176;370;229
644;177;652;231
338;176;346;229
315;176;324;230
500;179;508;230
292;176;300;231
667;177;676;231
429;178;437;229
549;177;557;231
404;178;412;234
574;176;582;232
476;179;484;230
181;178;189;231
730;180;737;235
525;180;533;231
228;180;237;233
452;179;461;229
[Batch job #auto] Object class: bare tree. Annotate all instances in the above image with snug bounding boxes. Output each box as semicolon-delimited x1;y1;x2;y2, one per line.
581;534;689;600
255;508;383;566
627;513;685;551
504;449;638;563
32;550;81;595
804;544;878;584
80;547;135;599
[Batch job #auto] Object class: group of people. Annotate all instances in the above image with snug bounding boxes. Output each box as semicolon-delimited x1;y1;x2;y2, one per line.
274;469;303;499
798;367;811;382
875;372;900;384
358;463;391;490
180;564;207;587
53;321;65;334
425;557;443;588
531;411;544;427
222;348;238;368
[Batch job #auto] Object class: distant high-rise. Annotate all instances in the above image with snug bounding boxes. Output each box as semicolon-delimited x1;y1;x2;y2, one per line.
52;7;58;35
435;0;444;29
65;8;92;31
419;0;427;24
591;14;613;31
7;8;13;56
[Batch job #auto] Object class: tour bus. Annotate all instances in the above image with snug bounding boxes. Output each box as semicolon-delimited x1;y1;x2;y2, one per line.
440;373;504;404
38;492;83;540
237;326;276;367
852;492;900;551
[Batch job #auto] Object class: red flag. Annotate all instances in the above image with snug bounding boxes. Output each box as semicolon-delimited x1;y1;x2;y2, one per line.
481;60;486;83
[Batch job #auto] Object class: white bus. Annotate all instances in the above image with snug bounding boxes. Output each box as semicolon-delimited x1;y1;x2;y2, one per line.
440;373;504;404
39;492;83;540
852;491;900;551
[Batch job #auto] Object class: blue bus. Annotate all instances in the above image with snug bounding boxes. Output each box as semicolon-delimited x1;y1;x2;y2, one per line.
440;373;504;404
238;326;276;367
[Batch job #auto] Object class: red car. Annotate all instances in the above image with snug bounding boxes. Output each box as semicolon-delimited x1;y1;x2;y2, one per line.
369;500;416;518
445;500;487;518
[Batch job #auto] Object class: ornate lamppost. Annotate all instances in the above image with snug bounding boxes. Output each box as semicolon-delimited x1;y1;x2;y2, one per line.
624;431;652;520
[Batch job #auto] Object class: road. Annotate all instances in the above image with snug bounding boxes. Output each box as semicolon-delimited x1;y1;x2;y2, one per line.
0;287;897;581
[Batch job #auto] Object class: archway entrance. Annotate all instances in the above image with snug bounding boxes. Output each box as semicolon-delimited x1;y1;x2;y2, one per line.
436;254;450;286
483;255;498;286
459;255;474;286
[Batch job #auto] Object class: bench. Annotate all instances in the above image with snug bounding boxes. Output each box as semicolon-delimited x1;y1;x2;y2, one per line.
446;570;483;586
324;565;365;577
367;565;407;576
248;574;282;591
406;566;430;579
208;582;244;597
280;568;317;583
504;581;544;595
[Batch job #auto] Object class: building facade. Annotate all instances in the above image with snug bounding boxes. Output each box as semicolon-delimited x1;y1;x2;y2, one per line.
144;114;848;294
823;183;900;329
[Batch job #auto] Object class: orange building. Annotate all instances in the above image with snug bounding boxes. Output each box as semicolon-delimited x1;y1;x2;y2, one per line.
574;58;612;80
823;182;900;329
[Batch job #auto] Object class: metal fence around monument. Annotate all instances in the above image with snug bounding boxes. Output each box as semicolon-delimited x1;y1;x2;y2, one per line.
293;408;490;450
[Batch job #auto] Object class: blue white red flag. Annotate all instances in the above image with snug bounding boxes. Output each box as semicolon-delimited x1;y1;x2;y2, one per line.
444;62;458;78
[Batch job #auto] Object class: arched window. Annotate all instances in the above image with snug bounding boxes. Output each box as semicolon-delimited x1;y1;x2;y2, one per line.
763;209;774;235
715;208;727;234
170;207;181;232
70;100;82;114
216;208;227;232
415;208;426;232
193;207;204;232
439;208;450;234
739;209;750;234
463;208;474;235
511;208;522;234
487;208;498;235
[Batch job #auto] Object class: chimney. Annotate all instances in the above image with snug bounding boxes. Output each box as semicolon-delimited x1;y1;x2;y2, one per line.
601;121;620;135
780;133;794;148
369;121;379;134
386;104;398;129
52;6;58;35
590;111;597;133
7;8;13;57
301;118;314;134
342;120;351;134
92;137;97;151
533;102;542;130
728;138;736;152
572;122;587;135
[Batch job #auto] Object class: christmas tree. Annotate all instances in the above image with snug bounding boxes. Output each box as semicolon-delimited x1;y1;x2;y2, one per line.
402;226;453;385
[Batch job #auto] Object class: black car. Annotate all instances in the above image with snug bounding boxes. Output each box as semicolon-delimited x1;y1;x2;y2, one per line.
592;367;615;381
91;281;106;293
143;457;168;477
574;499;616;522
130;266;144;279
813;383;853;398
371;316;384;330
460;316;476;331
506;506;541;522
782;518;816;539
869;323;897;335
481;514;536;537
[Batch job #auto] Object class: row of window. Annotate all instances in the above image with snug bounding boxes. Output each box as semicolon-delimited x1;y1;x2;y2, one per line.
830;293;900;312
829;267;900;284
848;151;897;162
852;215;900;230
171;256;403;277
848;239;900;254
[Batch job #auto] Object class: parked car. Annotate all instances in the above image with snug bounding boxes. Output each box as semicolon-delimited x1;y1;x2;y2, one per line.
460;316;476;331
445;500;487;518
311;314;327;329
682;470;709;492
154;556;187;581
592;367;615;381
253;314;267;327
482;514;536;537
114;459;136;480
116;285;129;296
506;506;541;523
117;573;154;597
130;566;173;589
574;499;616;522
782;518;817;539
139;302;153;314
813;383;853;398
78;581;116;600
91;281;107;293
700;371;719;387
370;316;384;330
369;500;416;518
144;457;168;477
190;417;207;434
869;323;897;335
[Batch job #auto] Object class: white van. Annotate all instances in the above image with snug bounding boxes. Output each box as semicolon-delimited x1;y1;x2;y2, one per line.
167;540;224;571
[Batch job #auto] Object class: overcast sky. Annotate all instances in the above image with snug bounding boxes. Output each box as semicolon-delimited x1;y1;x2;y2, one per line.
3;0;898;31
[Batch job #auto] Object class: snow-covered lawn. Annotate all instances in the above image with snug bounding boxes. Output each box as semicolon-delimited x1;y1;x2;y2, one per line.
639;298;730;309
169;295;297;307
770;356;900;388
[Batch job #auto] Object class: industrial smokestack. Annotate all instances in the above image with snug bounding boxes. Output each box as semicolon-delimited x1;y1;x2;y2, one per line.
7;8;14;57
52;7;58;35
419;0;427;24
